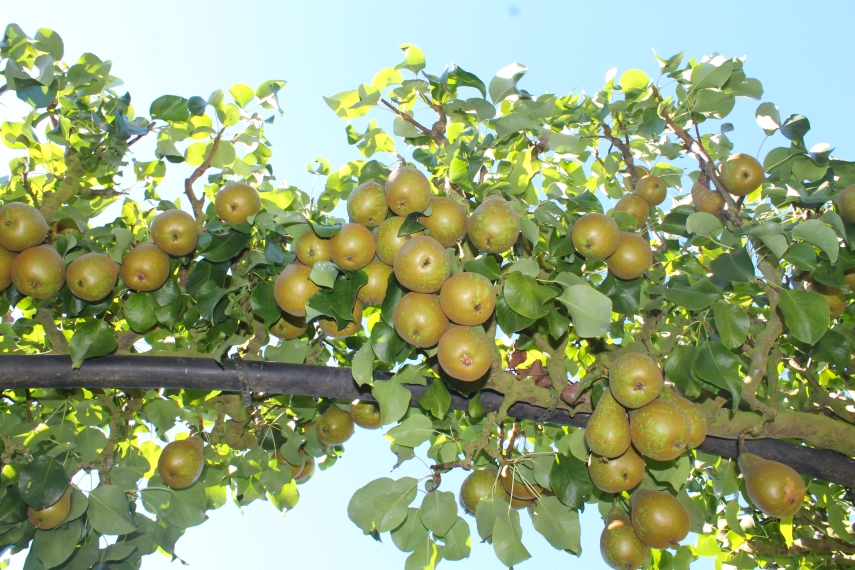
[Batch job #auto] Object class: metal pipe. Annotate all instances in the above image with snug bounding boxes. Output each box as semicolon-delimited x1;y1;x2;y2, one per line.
1;355;853;487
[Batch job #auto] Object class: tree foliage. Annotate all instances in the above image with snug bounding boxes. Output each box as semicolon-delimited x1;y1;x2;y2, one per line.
2;23;855;569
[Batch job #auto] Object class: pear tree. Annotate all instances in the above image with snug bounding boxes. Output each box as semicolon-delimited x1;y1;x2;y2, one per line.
2;23;855;570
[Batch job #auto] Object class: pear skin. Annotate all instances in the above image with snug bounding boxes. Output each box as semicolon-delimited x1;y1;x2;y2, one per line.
600;507;648;570
629;399;691;461
586;390;631;458
691;183;725;216
658;387;707;448
630;489;689;549
588;446;645;494
738;452;805;518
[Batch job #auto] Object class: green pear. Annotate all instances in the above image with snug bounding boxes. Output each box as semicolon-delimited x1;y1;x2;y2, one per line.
630;489;689;549
588;446;645;494
600;508;648;570
629;399;691;461
691;183;725;216
738;452;805;518
658;387;707;449
586;389;631;458
0;202;48;252
608;352;663;409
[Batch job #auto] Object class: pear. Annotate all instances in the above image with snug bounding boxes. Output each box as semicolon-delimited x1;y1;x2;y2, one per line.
835;185;855;223
608;352;663;409
738;452;805;518
629;399;691;461
691;183;725;216
630;489;689;549
719;153;764;196
600;508;648;570
0;245;16;291
586;389;631;458
588;446;645;494
11;245;66;299
0;202;49;252
658;387;707;449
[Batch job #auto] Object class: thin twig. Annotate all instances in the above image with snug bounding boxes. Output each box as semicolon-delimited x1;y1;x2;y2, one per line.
184;127;226;222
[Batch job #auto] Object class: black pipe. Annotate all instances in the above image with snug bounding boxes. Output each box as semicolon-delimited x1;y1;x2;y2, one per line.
1;355;853;487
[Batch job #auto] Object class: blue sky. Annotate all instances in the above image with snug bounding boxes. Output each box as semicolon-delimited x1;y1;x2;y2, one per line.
3;1;855;568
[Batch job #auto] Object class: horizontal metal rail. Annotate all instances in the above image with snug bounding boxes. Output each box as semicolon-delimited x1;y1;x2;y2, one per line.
1;355;853;487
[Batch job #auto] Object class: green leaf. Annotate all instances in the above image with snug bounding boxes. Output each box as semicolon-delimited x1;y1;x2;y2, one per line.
372;375;412;426
712;301;749;349
419;490;457;536
32;517;82;569
124;292;158;333
489;62;528;103
200;231;253;262
811;329;850;368
792;219;839;263
229;83;254;108
375;477;419;533
418;379;451;419
710;247;756;282
556;285;613;338
308;260;338;289
348;478;393;534
264;339;310;365
496;297;536;333
436;516;471;561
646;455;692;492
35;28;64;59
392;508;430;552
755;102;781;135
463;255;501;280
598;274;641;315
399;212;429;237
783;242;818;272
549;454;592;510
531;495;581;554
504;272;556;319
0;486;27;524
492;510;531;567
686;212;723;237
186;259;229;297
665;277;721;310
778;289;830;345
307;271;368;328
781;114;810;143
88;485;138;535
690;58;733;90
150;95;189;122
250;281;280;326
371;320;409;366
351;343;375;387
386;415;434;448
69;320;117;369
396;44;426;74
619;69;649;92
404;536;439;570
18;456;68;510
693;338;742;411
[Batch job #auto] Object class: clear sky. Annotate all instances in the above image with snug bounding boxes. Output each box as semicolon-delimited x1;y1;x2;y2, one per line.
3;1;855;568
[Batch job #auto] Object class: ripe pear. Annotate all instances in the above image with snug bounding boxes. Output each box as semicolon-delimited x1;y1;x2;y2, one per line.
0;202;48;252
460;465;507;514
630;489;690;549
439;272;496;326
269;313;308;340
330;223;376;271
347;180;388;228
0;245;16;291
357;258;393;306
393;236;451;294
49;218;81;240
121;243;170;292
316;406;355;445
27;488;72;530
393;292;449;348
319;299;363;338
11;245;66;299
614;195;649;229
719;153;764;196
588;446;646;494
437;326;493;382
294;231;332;267
807;281;847;318
845;267;855;291
274;263;320;317
67;252;119;302
215;181;262;224
738;452;805;518
600;508;648;570
158;436;205;489
419;196;468;247
630;399;691;461
374;216;424;265
499;464;542;501
150;209;199;257
572;213;621;260
586;389;631;458
608;352;663;409
385;165;432;216
691;183;725;216
835;185;855;223
658;387;707;448
350;400;382;430
634;175;666;206
606;232;652;280
275;449;305;479
467;197;520;254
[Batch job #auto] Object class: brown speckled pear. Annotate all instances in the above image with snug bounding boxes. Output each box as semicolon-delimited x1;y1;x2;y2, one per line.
437;326;493;382
572;213;621;260
274;263;320;317
719;153;764;196
608;352;663;409
316;406;355;446
11;245;66;299
467;197;520;254
614;195;649;229
294;231;332;267
150;209;199;257
439;272;496;326
393;292;449;348
419;196;468;247
630;399;691;461
319;299;363;338
606;232;652;280
0;245;16;291
27;488;71;530
691;182;725;216
393;236;451;294
357;258;393;306
158;437;205;489
600;508;648;570
350;400;382;430
67;252;119;302
658;387;707;449
630;489;689;549
215;182;261;224
330;223;375;271
588;446;645;494
347;180;388;228
374;216;424;265
0;202;48;252
634;175;666;206
269;313;308;340
386;165;432;216
738;452;805;518
586;389;631;458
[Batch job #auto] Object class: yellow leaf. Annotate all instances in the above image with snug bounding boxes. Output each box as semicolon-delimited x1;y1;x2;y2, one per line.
780;515;794;547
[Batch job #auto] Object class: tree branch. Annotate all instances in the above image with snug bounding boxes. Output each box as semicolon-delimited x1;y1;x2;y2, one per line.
601;122;639;185
790;359;855;425
746;537;855;556
35;308;68;353
380;98;433;136
184;127;226;224
39;148;84;223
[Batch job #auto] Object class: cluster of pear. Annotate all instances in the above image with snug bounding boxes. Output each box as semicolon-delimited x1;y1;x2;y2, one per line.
458;461;547;515
572;170;663;279
273;164;521;382
0;182;267;303
691;153;765;216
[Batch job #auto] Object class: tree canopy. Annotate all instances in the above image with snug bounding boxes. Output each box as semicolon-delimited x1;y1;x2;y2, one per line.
2;23;855;570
